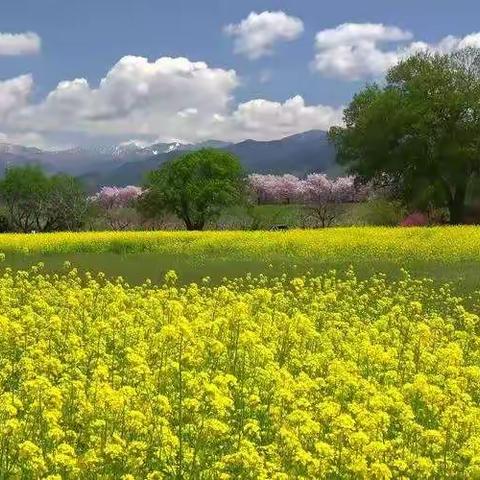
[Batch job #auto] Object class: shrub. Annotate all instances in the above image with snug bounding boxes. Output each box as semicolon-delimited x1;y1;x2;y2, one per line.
400;212;429;227
347;199;406;226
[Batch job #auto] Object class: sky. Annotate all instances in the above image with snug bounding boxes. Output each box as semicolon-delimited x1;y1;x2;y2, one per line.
1;0;480;149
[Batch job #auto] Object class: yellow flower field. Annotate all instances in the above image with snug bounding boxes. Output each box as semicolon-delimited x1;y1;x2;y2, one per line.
0;226;478;263
1;259;480;478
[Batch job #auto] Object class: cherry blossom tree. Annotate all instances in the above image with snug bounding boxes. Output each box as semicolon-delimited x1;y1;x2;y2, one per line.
90;186;144;230
302;174;363;227
248;174;302;204
92;186;143;209
247;173;369;227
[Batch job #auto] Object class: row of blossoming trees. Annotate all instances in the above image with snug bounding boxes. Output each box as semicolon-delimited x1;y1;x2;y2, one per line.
91;174;370;229
248;174;358;204
248;174;369;227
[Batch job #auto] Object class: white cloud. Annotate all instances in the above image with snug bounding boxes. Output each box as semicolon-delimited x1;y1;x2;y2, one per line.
0;55;341;145
0;131;54;150
0;55;342;147
0;32;41;56
177;107;198;118
225;11;304;59
312;23;480;80
313;23;413;80
10;55;238;140
0;75;33;121
217;96;343;142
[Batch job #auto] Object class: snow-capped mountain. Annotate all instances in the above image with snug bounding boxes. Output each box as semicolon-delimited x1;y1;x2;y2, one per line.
0;139;198;177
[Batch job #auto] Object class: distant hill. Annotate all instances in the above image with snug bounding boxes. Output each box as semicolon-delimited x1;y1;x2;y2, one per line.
225;130;338;176
0;130;340;192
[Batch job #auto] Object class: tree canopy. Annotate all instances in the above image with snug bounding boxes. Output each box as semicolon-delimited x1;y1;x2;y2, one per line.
329;48;480;224
139;149;244;230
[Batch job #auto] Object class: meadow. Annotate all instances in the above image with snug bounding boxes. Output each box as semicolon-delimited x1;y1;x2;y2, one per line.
1;227;480;478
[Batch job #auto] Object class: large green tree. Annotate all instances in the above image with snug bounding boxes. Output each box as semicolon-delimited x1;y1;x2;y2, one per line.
139;149;244;230
329;48;480;224
0;165;89;232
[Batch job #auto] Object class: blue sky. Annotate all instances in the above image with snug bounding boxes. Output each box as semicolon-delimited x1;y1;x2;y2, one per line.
1;0;480;148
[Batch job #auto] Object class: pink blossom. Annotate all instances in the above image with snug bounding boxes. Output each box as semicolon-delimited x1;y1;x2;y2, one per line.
248;173;368;205
248;174;303;203
91;185;143;209
400;212;429;227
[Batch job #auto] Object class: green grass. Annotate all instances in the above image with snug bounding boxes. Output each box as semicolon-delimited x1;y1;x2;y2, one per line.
216;203;305;229
0;227;479;293
3;252;479;294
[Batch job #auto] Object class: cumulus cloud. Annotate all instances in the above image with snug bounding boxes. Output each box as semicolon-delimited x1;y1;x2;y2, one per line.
0;55;342;146
0;75;33;121
312;23;480;80
312;23;413;80
216;96;343;142
11;55;238;140
0;32;41;56
225;11;304;59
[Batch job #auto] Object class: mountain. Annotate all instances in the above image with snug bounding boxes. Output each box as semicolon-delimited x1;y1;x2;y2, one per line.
80;130;338;191
225;130;337;176
0;130;339;191
0;140;189;177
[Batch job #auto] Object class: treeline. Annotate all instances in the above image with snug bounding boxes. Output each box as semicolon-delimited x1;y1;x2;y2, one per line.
0;150;260;232
0;150;371;233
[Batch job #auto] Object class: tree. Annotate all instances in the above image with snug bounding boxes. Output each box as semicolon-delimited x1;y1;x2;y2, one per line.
44;174;90;231
0;165;89;232
302;174;365;227
329;48;480;224
139;149;244;230
248;174;302;204
246;173;368;227
92;186;143;210
0;165;50;232
91;186;144;230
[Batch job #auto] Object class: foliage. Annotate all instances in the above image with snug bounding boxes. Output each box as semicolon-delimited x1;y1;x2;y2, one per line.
0;208;10;233
92;175;368;230
45;174;91;231
248;173;366;204
302;174;366;227
347;200;407;227
140;149;244;230
0;262;480;478
0;165;50;232
0;165;89;232
329;48;480;224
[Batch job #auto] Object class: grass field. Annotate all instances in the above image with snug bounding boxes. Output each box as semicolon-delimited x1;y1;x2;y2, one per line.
0;226;479;291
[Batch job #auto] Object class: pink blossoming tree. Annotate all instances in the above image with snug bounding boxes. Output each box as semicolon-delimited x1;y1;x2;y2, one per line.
91;186;144;230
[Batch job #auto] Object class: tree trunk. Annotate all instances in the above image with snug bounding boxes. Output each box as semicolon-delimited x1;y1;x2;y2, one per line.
448;184;467;225
184;219;204;231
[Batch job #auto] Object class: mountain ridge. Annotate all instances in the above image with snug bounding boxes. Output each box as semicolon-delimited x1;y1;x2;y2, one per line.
0;130;339;191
